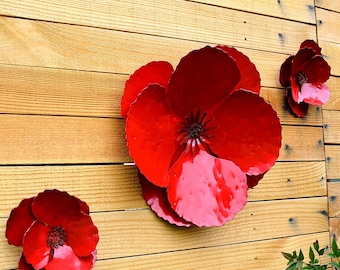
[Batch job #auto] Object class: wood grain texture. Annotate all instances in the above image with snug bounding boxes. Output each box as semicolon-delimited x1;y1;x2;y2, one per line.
316;8;340;44
322;76;340;110
325;145;340;180
319;41;340;77
316;0;340;12
0;0;316;55
323;110;340;144
328;182;340;218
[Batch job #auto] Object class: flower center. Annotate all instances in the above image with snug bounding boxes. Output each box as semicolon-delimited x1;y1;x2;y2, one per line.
47;226;66;249
178;109;215;153
297;71;308;85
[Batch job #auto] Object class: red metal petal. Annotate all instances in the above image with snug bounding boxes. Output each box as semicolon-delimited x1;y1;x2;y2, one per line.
31;189;81;227
247;173;265;189
126;84;182;187
300;40;322;55
76;197;90;215
279;55;294;88
304;56;331;84
300;83;330;105
290;76;301;103
22;221;51;269
286;88;309;117
209;90;282;175
167;150;248;227
121;61;173;120
44;245;95;270
138;171;192;227
64;213;99;257
292;48;316;75
19;254;35;270
167;46;241;118
6;197;35;246
217;45;261;94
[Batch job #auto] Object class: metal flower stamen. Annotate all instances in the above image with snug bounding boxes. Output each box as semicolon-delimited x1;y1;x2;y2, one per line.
47;226;66;249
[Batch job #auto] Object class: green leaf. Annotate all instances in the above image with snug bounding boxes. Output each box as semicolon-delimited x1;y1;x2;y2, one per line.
330;261;340;269
309;247;315;262
332;238;340;256
286;262;297;270
298;249;304;261
318;248;325;256
313;240;320;252
282;252;294;261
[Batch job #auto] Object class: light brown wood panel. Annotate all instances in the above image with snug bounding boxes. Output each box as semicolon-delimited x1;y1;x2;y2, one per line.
328;182;340;218
330;218;340;245
94;232;330;270
0;115;130;165
0;64;126;117
249;161;326;201
0;162;326;217
0;0;316;55
319;41;340;77
325;145;340;180
323;110;340;144
261;87;323;126
0;165;144;217
192;0;316;23
93;197;328;259
316;0;340;12
317;8;340;44
279;125;325;161
322;76;340;110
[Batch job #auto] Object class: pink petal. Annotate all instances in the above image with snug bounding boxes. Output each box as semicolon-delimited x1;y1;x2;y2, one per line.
19;254;35;270
64;213;99;257
167;46;241;118
167;150;248;227
286;88;309;117
279;55;294;88
31;189;81;227
217;45;261;94
299;83;330;105
300;40;322;55
125;84;182;187
209;90;282;176
6;197;35;246
138;171;192;227
121;61;174;120
45;245;95;270
23;221;51;269
304;56;331;84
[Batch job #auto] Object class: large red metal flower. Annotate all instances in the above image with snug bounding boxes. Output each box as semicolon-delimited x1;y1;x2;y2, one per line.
280;40;331;117
122;46;282;227
6;189;99;270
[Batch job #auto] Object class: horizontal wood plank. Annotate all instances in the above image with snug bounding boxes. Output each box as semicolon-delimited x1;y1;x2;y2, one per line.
319;41;340;77
322;76;340;110
316;8;340;44
323;110;340;144
316;0;340;12
325;145;340;180
94;232;330;270
191;0;316;23
328;182;340;217
0;161;326;217
0;1;316;55
330;218;340;247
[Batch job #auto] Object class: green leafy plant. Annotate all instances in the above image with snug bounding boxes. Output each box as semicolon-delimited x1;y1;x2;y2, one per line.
282;238;340;270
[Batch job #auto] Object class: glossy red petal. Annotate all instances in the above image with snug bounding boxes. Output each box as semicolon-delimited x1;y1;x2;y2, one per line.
167;150;248;227
247;173;265;189
290;76;301;103
23;221;50;269
209;90;282;175
19;254;35;270
64;213;99;257
299;83;330;105
32;189;81;227
126;84;182;187
279;55;294;88
6;197;35;246
121;61;174;120
45;245;94;270
304;56;331;84
167;46;241;118
292;48;316;75
217;45;261;94
76;197;90;215
138;171;192;227
300;40;322;55
286;88;309;117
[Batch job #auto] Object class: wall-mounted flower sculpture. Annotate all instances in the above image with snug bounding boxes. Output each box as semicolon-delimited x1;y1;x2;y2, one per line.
122;46;282;227
279;40;331;117
6;189;99;270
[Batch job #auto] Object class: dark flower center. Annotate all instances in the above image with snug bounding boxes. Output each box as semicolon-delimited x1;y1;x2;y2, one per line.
297;71;308;85
178;109;215;152
47;226;66;249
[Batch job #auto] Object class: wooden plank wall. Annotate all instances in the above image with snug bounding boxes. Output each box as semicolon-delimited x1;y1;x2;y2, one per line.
0;0;338;269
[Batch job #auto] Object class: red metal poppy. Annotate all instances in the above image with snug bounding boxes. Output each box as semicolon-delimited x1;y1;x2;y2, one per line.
280;40;331;117
6;189;99;270
122;46;282;227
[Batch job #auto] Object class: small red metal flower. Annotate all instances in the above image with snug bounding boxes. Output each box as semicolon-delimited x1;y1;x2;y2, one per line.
122;46;282;227
6;189;99;270
280;40;331;117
